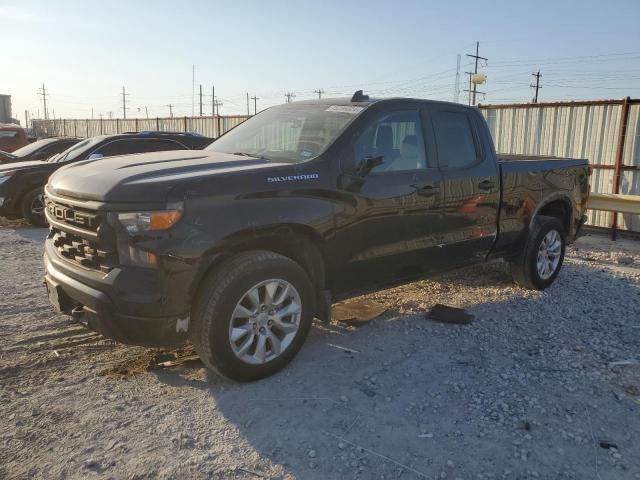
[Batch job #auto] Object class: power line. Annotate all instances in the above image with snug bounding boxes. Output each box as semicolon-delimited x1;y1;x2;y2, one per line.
530;71;542;103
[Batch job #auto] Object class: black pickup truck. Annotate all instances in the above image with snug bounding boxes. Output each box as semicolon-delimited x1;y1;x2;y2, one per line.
43;92;589;381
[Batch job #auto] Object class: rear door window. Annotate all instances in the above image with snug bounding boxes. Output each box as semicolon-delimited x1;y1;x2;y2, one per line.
432;111;479;169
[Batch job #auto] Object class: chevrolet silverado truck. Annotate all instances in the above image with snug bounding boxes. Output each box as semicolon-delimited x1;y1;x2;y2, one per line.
43;91;589;381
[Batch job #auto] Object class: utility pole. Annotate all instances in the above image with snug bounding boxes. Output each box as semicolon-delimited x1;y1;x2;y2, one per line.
38;83;48;120
250;95;259;115
313;89;325;99
454;54;461;103
285;92;296;103
214;99;223;116
530;71;542;103
464;41;487;106
145;106;149;119
191;64;195;117
212;86;215;116
108;111;113;119
167;104;174;117
199;84;203;116
121;86;129;119
91;107;94;120
246;93;250;115
24;110;29;129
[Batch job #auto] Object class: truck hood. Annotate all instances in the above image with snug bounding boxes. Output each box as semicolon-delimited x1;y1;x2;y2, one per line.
47;149;287;203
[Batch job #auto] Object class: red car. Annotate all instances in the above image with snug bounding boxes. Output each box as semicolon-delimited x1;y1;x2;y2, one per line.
0;124;29;152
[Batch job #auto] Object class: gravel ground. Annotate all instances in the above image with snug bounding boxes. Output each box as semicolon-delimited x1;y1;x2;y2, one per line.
1;222;639;480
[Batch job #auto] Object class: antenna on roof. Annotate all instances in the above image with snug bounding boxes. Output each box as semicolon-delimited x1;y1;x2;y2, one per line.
351;90;369;102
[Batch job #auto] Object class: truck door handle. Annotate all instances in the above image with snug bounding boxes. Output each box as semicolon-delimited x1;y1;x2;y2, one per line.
415;185;440;197
478;180;495;191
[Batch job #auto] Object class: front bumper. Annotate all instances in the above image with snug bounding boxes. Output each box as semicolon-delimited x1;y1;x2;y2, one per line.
44;240;190;346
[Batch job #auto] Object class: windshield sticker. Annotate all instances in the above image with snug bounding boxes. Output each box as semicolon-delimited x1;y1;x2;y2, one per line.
300;149;314;158
325;105;364;114
267;173;319;183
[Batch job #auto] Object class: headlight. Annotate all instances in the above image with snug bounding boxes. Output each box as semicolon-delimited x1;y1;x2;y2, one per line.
117;206;183;233
0;171;15;185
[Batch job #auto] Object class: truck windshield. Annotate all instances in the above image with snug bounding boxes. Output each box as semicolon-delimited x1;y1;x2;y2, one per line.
206;103;364;162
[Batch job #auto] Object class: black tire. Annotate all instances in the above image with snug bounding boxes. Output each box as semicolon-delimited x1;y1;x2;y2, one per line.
510;215;566;290
20;187;48;227
190;250;315;381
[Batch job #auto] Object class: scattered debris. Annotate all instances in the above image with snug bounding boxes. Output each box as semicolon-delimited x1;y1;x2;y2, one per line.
156;355;200;369
609;359;639;367
599;440;619;450
99;344;200;377
427;304;474;325
332;300;387;324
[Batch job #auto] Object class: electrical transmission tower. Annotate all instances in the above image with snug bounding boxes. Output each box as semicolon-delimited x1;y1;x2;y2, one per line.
313;89;325;99
453;54;461;103
38;83;48;120
530;71;542;103
463;41;487;106
121;86;129;119
285;92;296;103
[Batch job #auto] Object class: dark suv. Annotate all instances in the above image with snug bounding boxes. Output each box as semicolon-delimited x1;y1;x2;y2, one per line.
0;137;81;164
0;131;213;226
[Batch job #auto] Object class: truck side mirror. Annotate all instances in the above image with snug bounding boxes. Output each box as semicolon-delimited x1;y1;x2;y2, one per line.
356;155;383;177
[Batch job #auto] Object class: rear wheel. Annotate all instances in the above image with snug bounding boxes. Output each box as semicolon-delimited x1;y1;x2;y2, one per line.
510;215;566;290
190;251;315;381
20;187;47;227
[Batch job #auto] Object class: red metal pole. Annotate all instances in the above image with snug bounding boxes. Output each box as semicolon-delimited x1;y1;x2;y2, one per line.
611;96;631;240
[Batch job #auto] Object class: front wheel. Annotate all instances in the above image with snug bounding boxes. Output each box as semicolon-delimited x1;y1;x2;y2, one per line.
510;215;566;290
189;251;315;381
20;187;48;227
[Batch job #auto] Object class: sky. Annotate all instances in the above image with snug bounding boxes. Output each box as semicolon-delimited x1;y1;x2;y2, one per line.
2;0;640;122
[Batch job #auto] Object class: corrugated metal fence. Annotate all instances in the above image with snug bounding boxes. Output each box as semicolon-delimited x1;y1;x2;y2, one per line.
32;115;251;140
479;98;640;234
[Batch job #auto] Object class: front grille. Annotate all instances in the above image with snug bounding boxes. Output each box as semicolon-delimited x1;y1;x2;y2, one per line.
45;197;117;273
51;229;116;272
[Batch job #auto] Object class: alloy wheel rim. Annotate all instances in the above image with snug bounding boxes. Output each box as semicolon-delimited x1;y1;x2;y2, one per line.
228;279;302;365
536;229;562;280
31;193;45;216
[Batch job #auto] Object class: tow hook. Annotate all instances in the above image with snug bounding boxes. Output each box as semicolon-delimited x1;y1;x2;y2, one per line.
71;306;88;326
